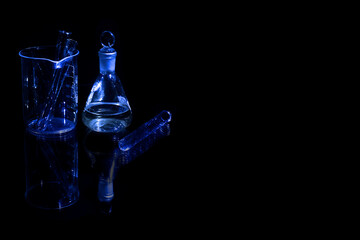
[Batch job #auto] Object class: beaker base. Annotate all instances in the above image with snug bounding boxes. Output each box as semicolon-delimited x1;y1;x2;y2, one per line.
26;118;76;136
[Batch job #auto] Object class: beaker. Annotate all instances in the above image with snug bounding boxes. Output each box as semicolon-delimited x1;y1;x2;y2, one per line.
24;130;79;209
20;46;79;135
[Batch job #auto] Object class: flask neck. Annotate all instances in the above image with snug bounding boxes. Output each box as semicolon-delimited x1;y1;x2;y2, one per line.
99;51;116;73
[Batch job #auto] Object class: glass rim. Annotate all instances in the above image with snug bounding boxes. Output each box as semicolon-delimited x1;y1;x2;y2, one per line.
19;45;79;64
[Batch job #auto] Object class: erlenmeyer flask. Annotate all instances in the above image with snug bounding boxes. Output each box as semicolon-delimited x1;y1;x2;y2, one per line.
82;31;132;133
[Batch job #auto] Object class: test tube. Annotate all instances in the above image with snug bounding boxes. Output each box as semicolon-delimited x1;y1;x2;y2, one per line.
36;37;78;132
118;110;172;164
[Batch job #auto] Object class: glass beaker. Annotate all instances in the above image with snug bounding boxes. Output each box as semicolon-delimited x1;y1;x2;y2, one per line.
20;46;79;135
24;130;79;209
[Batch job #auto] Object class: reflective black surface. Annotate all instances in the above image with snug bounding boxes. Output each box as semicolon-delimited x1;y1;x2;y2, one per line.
10;108;183;224
24;130;79;210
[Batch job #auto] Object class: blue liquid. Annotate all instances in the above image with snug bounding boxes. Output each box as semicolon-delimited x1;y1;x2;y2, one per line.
82;102;132;133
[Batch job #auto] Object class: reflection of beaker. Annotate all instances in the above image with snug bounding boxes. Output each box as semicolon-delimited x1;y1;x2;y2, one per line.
20;46;79;135
24;130;79;209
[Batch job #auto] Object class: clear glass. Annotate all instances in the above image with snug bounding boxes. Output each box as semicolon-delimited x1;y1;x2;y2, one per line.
118;110;171;164
20;46;79;135
24;130;79;209
82;31;132;133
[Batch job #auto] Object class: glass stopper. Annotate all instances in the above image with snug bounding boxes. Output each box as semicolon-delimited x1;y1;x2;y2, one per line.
100;31;115;48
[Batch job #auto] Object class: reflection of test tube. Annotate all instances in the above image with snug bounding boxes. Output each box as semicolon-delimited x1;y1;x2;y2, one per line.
118;110;172;164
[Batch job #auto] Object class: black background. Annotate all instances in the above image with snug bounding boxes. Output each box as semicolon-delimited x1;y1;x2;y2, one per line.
1;4;209;229
0;2;330;234
1;3;280;235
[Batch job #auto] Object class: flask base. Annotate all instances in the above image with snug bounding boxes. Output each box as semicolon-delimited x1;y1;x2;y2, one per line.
82;118;129;133
82;102;132;133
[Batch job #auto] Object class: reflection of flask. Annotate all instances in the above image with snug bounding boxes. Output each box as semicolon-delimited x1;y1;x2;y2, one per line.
82;31;132;133
83;130;122;215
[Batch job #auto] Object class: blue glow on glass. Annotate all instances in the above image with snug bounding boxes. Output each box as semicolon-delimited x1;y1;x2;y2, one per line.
19;46;79;68
20;43;79;135
118;110;172;164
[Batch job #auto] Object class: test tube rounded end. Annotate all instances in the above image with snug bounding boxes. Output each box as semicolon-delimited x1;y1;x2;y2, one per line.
160;110;172;123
